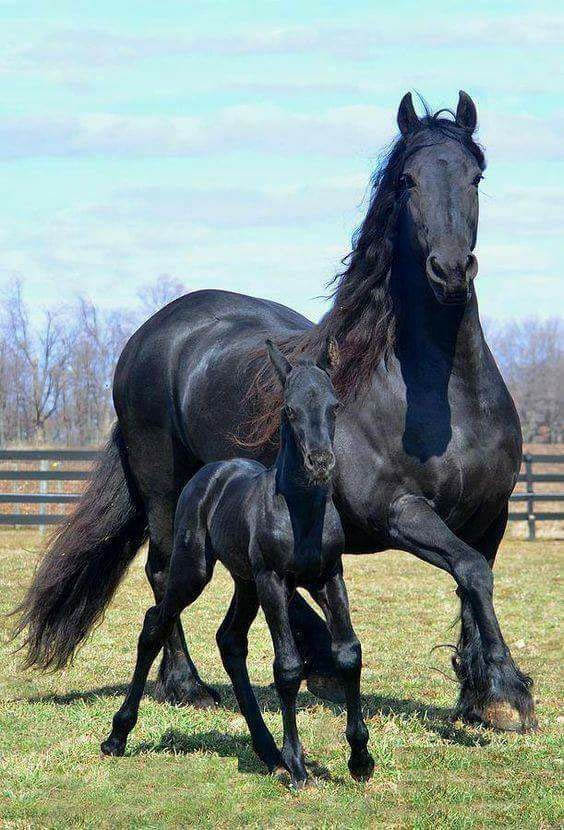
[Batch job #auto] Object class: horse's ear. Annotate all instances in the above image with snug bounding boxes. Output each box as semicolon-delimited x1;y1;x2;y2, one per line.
456;90;477;134
316;336;340;374
397;92;420;135
266;339;292;386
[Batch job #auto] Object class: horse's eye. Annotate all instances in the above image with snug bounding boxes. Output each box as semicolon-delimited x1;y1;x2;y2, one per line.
286;407;296;421
399;173;416;190
472;174;483;187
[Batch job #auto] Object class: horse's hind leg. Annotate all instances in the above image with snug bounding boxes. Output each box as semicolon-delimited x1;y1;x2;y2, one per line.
146;496;219;708
101;547;213;756
216;581;282;775
388;495;536;733
454;506;537;731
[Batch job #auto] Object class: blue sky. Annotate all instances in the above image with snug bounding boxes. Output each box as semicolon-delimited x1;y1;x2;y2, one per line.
1;0;562;322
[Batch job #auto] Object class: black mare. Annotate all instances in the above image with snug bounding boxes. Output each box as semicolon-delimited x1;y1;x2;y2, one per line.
101;340;374;786
15;91;536;732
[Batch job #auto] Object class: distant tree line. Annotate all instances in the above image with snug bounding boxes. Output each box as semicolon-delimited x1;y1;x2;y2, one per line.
0;277;562;446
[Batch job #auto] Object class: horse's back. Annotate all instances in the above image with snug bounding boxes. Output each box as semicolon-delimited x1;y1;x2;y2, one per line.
113;289;310;451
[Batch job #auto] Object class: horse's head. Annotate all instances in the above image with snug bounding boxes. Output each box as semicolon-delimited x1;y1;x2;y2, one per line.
266;338;340;484
396;91;484;306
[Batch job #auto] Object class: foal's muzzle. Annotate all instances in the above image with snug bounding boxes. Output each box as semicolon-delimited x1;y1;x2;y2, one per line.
426;251;478;306
304;449;336;484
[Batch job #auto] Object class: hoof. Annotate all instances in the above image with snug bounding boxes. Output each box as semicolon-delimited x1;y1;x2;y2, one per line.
458;700;538;733
306;673;345;704
272;766;292;788
100;736;126;757
272;766;308;789
348;752;375;782
155;677;220;709
481;701;538;733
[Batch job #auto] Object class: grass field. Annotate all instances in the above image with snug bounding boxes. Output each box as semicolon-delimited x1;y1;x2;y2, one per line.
0;530;562;829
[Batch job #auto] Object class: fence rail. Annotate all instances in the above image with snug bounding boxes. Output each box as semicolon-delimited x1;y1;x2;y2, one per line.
0;449;563;538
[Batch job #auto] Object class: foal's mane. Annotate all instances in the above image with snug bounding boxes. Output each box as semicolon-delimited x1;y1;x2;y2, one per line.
238;104;485;448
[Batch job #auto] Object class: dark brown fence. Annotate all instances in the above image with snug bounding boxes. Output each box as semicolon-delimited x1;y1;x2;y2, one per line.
511;453;564;540
0;449;563;538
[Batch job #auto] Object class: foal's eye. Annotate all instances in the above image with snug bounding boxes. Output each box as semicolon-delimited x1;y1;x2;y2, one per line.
399;173;416;190
286;407;297;421
472;174;483;187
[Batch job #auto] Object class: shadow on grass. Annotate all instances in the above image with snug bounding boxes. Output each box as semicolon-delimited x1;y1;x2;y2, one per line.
27;680;490;748
131;728;337;781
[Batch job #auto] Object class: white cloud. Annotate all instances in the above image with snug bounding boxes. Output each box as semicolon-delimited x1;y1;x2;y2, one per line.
4;15;562;74
0;105;391;159
1;103;562;162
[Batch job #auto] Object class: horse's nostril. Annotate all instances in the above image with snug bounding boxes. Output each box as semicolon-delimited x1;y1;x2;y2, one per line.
426;254;446;284
465;253;478;280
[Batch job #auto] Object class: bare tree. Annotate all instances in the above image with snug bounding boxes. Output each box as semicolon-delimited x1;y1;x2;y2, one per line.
136;274;186;318
486;317;563;443
1;280;69;443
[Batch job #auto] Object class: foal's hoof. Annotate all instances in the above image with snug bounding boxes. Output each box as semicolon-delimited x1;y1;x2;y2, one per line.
348;752;375;782
306;673;345;704
155;677;220;709
100;736;126;757
272;766;308;790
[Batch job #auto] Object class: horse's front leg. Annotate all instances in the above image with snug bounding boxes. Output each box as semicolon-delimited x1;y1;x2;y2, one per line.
256;571;308;787
309;568;374;781
388;494;537;732
454;506;535;730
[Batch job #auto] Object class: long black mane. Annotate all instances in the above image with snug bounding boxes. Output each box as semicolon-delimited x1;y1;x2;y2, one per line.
240;105;486;447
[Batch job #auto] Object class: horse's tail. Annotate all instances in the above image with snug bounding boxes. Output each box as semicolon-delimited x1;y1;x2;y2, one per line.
11;423;148;671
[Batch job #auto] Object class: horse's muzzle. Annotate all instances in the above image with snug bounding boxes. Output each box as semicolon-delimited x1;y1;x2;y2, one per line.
304;450;336;484
426;252;478;306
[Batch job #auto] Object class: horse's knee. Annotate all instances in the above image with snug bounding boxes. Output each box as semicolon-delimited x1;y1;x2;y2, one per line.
332;638;362;679
216;628;247;669
139;605;173;651
273;656;303;695
453;557;493;597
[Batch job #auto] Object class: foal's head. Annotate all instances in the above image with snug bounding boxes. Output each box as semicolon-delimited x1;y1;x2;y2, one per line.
396;90;485;305
266;338;340;484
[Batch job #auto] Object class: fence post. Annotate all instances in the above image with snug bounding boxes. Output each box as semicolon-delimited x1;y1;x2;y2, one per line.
524;453;536;541
39;458;47;534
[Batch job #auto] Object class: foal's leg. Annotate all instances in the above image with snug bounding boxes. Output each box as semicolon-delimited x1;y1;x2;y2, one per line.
216;581;282;774
255;571;307;787
100;602;177;756
388;495;536;732
145;495;218;708
309;569;374;780
455;506;536;730
101;542;213;755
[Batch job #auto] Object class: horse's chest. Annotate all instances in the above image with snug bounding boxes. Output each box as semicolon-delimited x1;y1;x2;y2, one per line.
422;394;520;529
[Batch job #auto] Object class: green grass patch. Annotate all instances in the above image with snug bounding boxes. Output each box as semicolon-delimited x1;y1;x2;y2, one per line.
0;531;562;829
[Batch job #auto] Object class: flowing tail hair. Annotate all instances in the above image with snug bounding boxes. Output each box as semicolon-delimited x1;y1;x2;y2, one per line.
10;424;148;670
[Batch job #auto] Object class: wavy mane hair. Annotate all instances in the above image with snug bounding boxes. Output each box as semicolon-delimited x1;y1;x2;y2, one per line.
238;102;485;448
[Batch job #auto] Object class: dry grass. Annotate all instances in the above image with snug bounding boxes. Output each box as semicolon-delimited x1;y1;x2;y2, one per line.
0;530;562;829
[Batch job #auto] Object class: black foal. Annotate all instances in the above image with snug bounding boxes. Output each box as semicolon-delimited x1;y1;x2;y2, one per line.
101;338;374;786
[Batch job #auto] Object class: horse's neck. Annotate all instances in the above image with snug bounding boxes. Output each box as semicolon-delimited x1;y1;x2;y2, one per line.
394;254;485;381
273;422;328;544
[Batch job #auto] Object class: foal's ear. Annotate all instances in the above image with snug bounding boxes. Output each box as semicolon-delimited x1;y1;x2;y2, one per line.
456;90;478;134
266;339;292;386
316;336;340;374
397;92;420;135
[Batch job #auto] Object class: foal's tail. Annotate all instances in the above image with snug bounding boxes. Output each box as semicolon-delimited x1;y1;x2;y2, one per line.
11;424;148;671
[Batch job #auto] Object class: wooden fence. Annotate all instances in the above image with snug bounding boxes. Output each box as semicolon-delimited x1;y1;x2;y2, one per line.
0;449;563;539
